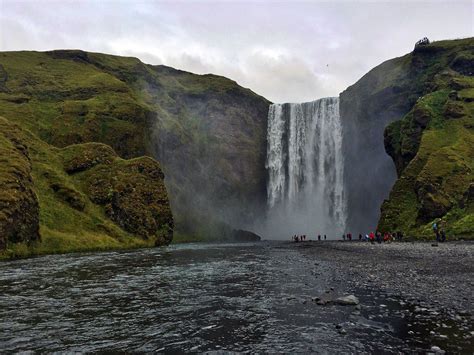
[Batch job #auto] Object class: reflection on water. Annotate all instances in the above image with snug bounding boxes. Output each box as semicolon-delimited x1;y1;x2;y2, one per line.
0;242;471;352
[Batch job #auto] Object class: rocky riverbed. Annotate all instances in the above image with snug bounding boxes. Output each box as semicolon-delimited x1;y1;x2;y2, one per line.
294;240;474;353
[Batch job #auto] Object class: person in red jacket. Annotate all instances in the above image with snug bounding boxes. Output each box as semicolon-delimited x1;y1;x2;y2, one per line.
369;232;375;244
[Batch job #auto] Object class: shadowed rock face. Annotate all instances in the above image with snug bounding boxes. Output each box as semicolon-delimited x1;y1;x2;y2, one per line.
146;66;270;239
340;55;414;234
231;229;261;242
0;118;40;250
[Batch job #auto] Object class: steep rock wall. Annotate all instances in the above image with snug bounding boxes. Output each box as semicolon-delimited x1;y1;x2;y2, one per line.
340;38;474;237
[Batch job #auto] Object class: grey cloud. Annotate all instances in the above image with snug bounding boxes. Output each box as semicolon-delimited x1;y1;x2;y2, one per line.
1;0;472;103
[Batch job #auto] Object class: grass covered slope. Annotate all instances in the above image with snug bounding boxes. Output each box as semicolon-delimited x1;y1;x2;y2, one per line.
379;39;474;238
0;51;152;158
0;116;173;258
0;50;270;242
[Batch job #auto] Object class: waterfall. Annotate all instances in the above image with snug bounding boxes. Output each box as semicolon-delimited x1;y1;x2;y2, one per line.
265;97;347;238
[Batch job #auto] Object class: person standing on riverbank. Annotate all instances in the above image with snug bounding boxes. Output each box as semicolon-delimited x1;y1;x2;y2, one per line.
433;221;440;242
376;232;382;244
369;232;375;244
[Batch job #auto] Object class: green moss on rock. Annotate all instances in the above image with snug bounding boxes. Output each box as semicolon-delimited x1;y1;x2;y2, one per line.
0;117;40;250
79;156;174;244
379;40;474;239
0;115;173;258
61;142;117;173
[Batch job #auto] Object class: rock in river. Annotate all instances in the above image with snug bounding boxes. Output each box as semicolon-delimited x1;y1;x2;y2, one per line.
335;295;360;305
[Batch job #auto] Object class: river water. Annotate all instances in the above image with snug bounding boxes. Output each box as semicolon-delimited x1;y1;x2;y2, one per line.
0;242;471;353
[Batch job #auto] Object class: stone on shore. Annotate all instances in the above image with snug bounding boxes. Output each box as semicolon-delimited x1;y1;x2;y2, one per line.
335;295;360;305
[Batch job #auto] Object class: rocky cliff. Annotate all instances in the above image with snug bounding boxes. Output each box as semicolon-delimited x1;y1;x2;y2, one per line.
340;38;473;237
0;116;173;258
0;50;269;252
0;117;40;250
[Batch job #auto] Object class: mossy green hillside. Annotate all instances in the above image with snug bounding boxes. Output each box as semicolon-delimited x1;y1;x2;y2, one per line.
0;50;270;242
379;40;474;238
0;116;173;259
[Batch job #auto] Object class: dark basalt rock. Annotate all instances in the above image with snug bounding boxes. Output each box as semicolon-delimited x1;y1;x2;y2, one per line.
418;192;452;222
231;229;261;242
444;100;465;118
46;49;91;63
450;53;474;76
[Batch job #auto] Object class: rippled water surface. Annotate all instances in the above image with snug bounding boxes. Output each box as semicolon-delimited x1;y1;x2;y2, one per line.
0;242;471;352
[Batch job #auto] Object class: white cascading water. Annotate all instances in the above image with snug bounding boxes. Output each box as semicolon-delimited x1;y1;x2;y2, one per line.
265;97;347;239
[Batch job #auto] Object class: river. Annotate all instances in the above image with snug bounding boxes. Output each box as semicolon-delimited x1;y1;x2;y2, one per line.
0;242;472;353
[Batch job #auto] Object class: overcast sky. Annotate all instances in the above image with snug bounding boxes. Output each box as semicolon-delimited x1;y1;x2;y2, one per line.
1;0;472;103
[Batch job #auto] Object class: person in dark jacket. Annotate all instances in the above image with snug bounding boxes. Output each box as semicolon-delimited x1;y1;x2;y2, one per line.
440;229;446;242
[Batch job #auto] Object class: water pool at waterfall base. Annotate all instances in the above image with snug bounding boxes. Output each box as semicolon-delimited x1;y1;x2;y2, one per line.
0;241;472;353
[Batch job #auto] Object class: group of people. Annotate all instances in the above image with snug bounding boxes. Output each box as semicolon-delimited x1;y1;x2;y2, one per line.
292;235;307;242
291;234;327;242
292;221;448;244
341;231;404;244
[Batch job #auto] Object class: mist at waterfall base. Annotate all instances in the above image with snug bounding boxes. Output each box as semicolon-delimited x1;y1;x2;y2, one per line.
263;98;347;240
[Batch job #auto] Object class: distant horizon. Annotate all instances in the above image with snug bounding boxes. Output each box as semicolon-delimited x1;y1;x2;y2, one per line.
1;1;472;102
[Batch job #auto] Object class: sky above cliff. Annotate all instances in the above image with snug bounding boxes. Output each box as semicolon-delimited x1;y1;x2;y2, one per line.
1;0;472;103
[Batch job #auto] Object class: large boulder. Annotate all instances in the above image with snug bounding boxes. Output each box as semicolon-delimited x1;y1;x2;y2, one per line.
231;229;261;242
60;143;174;245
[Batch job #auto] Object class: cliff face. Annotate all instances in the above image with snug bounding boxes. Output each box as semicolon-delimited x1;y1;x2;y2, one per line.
340;38;474;237
144;66;270;240
340;53;414;234
0;116;172;258
0;50;269;246
0;118;40;250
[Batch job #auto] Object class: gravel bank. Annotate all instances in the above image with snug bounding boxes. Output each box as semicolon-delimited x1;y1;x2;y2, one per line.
297;241;473;313
293;240;474;352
